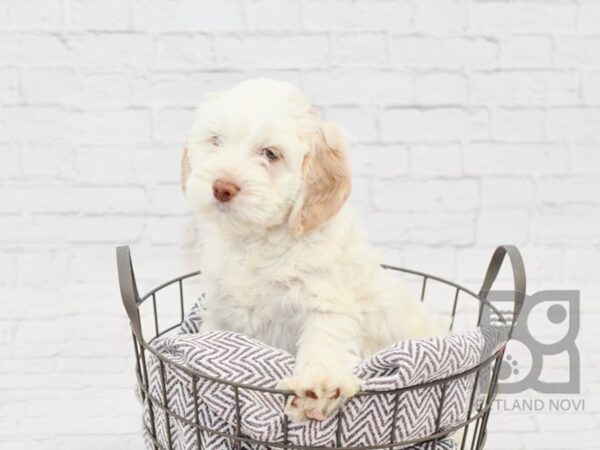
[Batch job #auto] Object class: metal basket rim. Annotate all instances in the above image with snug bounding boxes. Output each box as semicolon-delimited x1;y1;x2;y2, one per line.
130;264;509;396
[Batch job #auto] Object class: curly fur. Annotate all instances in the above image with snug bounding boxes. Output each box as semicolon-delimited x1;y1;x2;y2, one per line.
181;79;442;422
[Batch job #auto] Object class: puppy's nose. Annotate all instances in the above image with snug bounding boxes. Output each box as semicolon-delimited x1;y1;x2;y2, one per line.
212;179;240;203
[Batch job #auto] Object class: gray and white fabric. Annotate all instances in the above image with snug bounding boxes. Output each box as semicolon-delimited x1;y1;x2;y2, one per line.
138;302;508;450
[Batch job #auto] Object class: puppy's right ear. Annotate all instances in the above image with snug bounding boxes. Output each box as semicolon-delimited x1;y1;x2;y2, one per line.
180;146;190;194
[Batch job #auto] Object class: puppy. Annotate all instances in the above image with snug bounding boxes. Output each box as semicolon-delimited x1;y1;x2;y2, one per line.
181;79;441;422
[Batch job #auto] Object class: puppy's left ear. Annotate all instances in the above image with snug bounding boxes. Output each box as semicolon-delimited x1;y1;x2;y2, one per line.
289;121;351;236
180;146;190;194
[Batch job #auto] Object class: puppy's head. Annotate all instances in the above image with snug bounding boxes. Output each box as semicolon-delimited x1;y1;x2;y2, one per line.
181;79;351;237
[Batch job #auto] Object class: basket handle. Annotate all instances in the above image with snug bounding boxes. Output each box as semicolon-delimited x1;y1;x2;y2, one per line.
117;246;142;339
478;245;526;334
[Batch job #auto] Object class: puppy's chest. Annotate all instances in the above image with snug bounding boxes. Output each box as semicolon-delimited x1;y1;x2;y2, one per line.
204;256;305;353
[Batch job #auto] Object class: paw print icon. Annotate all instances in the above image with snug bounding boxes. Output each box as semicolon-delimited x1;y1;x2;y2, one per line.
499;354;520;380
481;290;580;394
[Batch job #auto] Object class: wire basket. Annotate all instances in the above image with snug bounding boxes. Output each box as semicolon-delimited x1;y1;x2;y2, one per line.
117;245;526;450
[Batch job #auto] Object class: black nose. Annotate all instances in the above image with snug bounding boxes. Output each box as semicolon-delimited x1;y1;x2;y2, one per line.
212;180;240;203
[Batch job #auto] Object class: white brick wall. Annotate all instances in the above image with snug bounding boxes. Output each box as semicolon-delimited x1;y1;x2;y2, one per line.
1;1;598;449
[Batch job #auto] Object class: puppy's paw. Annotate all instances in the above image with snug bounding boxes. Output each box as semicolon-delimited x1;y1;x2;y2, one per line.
277;372;360;423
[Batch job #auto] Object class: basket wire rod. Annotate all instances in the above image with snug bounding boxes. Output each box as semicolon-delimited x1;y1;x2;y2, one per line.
389;391;400;450
381;265;467;294
475;413;489;449
469;384;486;450
449;288;460;332
336;408;343;447
148;322;185;345
459;370;481;450
234;385;242;450
432;382;448;448
470;350;503;450
142;424;169;450
152;293;160;338
139;270;201;302
134;333;158;450
159;359;174;449
381;264;507;323
419;276;428;302
133;333;143;393
137;372;500;450
469;412;482;450
282;394;290;445
179;280;185;323
139;336;159;450
191;375;202;450
389;264;510;326
475;351;505;450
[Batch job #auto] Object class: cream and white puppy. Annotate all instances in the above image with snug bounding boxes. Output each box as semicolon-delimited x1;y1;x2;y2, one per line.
181;79;441;423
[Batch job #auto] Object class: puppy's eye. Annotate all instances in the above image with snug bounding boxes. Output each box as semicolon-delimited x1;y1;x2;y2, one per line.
209;135;223;147
261;147;281;161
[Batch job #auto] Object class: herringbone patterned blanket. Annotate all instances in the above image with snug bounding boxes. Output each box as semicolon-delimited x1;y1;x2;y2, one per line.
138;302;507;450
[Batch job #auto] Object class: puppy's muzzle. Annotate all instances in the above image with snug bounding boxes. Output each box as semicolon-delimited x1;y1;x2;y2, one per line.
213;179;240;203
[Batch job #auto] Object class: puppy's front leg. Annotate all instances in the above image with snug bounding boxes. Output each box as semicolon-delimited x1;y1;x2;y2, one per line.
278;311;362;422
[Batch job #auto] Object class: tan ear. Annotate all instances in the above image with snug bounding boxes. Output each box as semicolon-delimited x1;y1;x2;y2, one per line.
180;146;190;194
289;121;351;236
